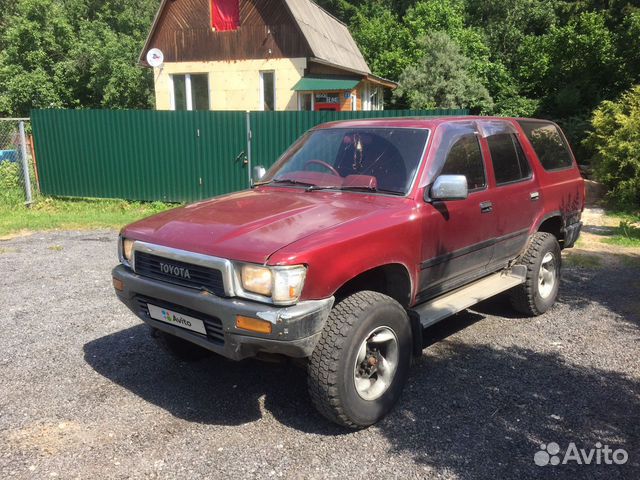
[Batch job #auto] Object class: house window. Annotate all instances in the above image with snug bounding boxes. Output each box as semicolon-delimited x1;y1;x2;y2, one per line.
260;71;275;111
211;0;240;31
298;93;313;111
370;87;383;111
170;74;210;111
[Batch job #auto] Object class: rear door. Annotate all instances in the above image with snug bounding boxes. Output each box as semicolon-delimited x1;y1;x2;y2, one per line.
478;120;541;269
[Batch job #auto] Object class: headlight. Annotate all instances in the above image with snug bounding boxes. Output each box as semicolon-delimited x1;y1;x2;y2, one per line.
239;264;307;304
241;265;272;296
120;237;134;264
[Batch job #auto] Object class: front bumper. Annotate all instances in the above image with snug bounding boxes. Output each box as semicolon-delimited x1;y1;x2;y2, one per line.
112;265;334;361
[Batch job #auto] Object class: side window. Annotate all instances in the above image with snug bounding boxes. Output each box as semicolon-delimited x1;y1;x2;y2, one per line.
440;134;486;190
518;121;574;170
487;133;532;185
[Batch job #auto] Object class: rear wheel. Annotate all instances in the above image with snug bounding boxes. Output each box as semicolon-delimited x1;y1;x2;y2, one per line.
509;232;561;316
307;291;412;428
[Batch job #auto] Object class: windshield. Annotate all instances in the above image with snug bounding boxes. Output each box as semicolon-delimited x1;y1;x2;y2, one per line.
259;128;429;195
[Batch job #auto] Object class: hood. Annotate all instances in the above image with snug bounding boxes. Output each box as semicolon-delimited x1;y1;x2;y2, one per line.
123;188;400;264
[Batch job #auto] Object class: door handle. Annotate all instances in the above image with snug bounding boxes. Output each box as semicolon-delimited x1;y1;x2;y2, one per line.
530;191;540;201
235;151;248;165
480;201;493;213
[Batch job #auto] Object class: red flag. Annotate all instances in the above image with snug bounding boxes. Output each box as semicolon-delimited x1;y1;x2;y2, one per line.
211;0;240;31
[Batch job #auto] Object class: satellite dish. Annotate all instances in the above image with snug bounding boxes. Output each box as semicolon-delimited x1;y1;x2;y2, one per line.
146;48;164;68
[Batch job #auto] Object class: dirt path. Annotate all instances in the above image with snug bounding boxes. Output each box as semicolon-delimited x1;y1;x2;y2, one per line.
563;208;640;269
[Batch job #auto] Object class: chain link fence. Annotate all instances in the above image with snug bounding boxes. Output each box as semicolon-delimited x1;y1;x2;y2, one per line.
0;118;35;206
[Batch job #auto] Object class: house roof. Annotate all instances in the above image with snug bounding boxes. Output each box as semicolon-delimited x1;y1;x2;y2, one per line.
282;0;371;75
139;0;372;76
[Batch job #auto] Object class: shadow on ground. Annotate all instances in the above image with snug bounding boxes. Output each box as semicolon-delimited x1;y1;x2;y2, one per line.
83;324;343;435
383;315;640;479
83;261;639;478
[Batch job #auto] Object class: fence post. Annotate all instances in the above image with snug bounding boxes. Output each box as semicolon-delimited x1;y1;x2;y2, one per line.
245;110;252;186
19;121;33;206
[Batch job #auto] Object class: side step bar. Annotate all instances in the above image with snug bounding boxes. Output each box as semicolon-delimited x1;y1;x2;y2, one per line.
412;266;526;329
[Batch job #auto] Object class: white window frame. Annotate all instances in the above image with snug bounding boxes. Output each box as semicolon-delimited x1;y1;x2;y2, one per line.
259;70;276;111
169;73;211;111
297;92;314;111
351;90;357;111
362;83;370;111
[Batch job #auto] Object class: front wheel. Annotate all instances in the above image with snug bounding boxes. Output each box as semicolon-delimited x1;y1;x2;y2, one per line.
509;232;561;316
307;291;412;428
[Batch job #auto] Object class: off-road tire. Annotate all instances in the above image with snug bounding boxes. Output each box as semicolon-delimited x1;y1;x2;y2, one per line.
152;328;212;361
509;232;561;316
307;291;412;428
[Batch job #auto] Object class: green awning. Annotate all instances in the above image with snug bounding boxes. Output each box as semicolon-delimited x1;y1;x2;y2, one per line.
292;77;361;92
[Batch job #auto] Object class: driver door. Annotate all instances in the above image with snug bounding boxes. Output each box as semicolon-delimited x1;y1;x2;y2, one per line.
417;122;498;302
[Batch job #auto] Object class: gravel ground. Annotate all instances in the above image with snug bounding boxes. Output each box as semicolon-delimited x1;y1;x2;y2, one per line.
0;230;638;479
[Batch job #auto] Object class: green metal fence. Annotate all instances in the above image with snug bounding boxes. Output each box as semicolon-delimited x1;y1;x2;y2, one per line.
32;108;467;202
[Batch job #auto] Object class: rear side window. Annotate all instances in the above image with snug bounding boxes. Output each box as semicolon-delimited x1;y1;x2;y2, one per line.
487;133;531;185
518;121;574;170
440;134;486;190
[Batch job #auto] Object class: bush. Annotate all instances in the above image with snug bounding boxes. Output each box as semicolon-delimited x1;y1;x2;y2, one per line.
0;160;24;206
584;86;640;211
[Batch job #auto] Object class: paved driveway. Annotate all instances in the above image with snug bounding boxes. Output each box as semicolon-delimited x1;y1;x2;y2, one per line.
0;230;638;479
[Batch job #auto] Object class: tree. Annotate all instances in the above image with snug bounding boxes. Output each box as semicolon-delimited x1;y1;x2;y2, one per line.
464;0;557;69
584;86;640;210
350;2;412;83
394;31;493;112
0;0;157;116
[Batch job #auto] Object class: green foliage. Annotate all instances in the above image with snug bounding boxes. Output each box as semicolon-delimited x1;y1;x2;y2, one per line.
0;161;24;205
350;2;412;83
0;0;638;192
0;0;157;116
394;32;493;112
0;190;175;236
518;12;622;117
585;85;640;210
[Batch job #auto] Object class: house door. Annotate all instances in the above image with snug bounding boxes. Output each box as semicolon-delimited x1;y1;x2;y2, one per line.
315;104;339;111
313;92;340;111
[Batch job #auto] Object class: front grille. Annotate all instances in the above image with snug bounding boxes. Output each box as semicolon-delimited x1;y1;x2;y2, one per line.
135;295;225;345
134;251;225;296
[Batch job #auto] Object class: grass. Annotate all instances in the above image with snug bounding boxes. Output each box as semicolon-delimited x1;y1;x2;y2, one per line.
563;252;603;269
0;195;175;237
0;162;176;236
597;212;640;248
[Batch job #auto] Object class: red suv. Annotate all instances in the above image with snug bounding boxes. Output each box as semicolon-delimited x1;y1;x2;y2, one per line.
113;117;584;428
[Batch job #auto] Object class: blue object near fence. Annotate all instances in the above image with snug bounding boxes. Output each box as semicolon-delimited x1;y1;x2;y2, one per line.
0;150;18;163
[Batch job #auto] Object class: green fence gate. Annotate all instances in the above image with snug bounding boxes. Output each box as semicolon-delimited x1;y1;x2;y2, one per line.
32;108;467;202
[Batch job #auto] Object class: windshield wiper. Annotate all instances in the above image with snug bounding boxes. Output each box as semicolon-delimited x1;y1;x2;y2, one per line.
339;185;404;195
260;178;318;188
304;184;404;195
304;185;341;192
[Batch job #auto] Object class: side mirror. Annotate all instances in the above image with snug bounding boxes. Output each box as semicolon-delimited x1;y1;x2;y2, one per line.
429;175;468;201
252;165;266;184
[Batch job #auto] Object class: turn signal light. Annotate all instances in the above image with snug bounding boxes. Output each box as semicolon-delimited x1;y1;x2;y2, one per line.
236;315;272;334
112;277;124;292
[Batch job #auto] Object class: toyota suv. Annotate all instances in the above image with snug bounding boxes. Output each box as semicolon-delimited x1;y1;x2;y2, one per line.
112;117;584;428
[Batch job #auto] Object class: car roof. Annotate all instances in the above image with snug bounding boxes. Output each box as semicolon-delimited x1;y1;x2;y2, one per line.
313;116;551;130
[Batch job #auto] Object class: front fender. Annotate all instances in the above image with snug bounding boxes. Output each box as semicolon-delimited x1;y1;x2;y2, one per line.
267;206;422;303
